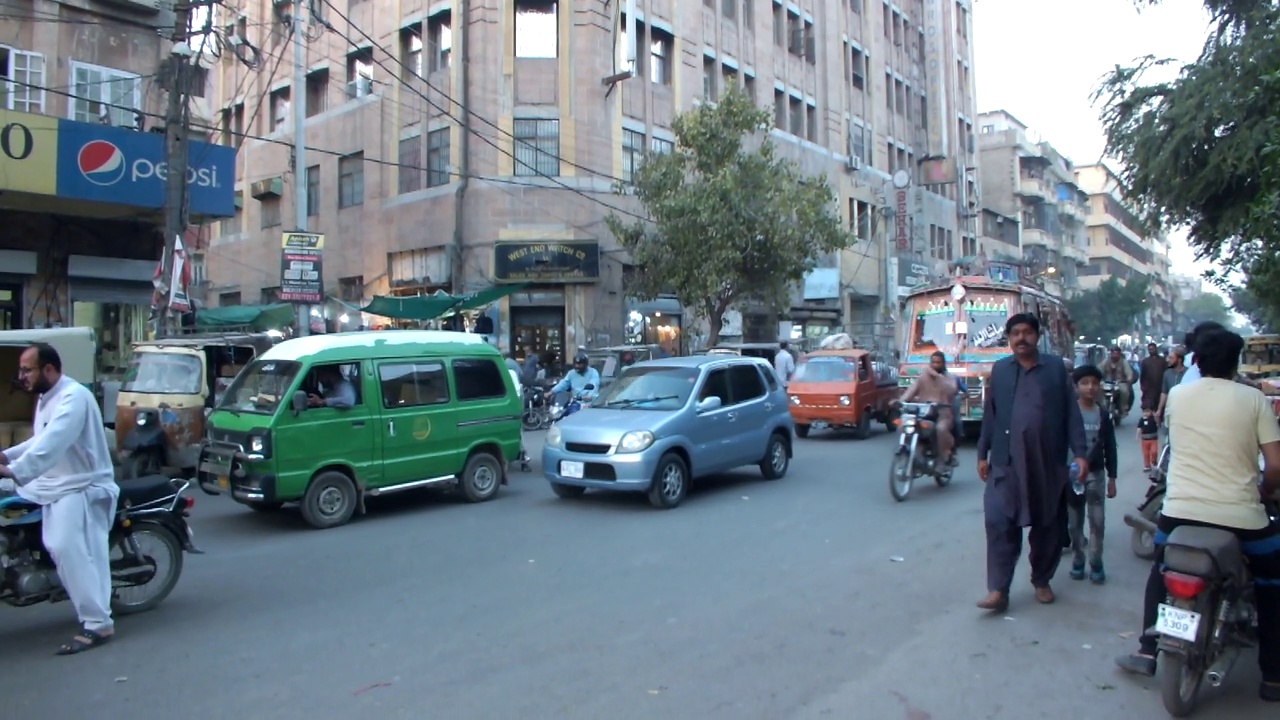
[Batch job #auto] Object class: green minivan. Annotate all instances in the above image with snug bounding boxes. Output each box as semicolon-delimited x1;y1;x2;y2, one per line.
197;330;522;529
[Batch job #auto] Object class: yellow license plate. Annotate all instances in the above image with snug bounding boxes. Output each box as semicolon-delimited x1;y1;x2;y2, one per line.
218;476;230;490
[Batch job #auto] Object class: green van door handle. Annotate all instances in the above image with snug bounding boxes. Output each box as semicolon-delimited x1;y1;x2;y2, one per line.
352;420;365;428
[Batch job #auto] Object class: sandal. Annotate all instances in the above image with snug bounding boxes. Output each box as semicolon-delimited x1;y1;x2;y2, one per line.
56;628;113;655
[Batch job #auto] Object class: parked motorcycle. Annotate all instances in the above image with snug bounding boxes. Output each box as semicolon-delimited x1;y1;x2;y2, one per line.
1101;380;1126;427
1125;442;1169;560
888;401;953;502
0;476;199;615
522;386;550;431
1151;492;1279;716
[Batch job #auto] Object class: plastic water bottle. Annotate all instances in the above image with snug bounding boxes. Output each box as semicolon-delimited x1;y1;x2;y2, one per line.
1069;462;1084;495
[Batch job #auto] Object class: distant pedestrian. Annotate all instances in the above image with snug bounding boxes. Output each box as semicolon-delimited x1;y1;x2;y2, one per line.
774;341;796;387
976;313;1089;612
1067;364;1118;585
1138;342;1167;411
1137;410;1160;472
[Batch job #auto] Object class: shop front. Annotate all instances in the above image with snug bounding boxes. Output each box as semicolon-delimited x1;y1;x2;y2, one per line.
494;240;600;373
68;255;164;379
625;296;683;356
0;250;35;330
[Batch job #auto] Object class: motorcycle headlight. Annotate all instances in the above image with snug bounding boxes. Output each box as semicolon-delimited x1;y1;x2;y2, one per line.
902;414;918;426
136;414;149;427
546;425;562;448
790;395;801;405
838;395;851;406
617;430;654;454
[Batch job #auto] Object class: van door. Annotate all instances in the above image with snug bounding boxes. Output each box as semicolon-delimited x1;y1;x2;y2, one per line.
274;361;379;494
375;359;459;486
449;357;521;463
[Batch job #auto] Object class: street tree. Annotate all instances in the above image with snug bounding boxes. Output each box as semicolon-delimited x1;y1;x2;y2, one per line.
1064;276;1151;342
606;88;853;346
1178;291;1235;329
1094;1;1280;314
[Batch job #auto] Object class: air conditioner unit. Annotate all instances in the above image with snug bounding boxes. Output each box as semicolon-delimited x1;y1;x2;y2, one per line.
273;100;290;125
346;77;373;99
846;155;863;172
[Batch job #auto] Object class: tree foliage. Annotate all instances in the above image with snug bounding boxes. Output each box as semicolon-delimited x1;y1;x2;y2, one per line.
1178;291;1235;329
606;88;853;346
1232;255;1280;332
1064;276;1151;342
1094;1;1280;267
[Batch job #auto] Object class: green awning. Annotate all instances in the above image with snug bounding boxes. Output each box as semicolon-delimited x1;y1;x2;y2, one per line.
195;303;296;331
361;283;528;320
451;283;528;311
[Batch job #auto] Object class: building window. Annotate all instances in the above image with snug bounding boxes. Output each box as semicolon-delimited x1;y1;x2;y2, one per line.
1;47;46;113
962;235;977;257
650;137;673;154
884;73;892;112
649;28;673;85
305;70;327;117
744;74;756;102
306;165;319;216
851;0;862;13
803;20;816;63
515;0;558;59
788;96;803;136
346;49;374;99
786;11;803;57
260;197;281;228
849;47;865;90
338;152;364;208
773;90;786;130
722;0;735;20
702;56;716;101
742;0;753;26
850;122;867;163
222;103;245;146
428;12;452;72
772;3;784;47
269;87;290;132
622;128;644;183
427;127;450;187
721;64;738;92
805;103;817;142
398;135;422;194
401;26;423;78
513;118;559;176
852;199;872;241
69;61;139;127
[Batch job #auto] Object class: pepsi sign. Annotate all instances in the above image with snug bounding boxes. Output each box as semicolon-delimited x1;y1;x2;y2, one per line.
55;119;235;217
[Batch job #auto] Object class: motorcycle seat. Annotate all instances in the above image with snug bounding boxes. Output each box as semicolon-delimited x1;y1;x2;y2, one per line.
1164;525;1245;579
117;476;177;507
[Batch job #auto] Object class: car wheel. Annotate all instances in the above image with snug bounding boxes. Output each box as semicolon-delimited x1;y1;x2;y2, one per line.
759;432;789;480
853;412;872;439
550;482;586;499
795;424;810;438
300;471;358;529
647;453;689;509
460;452;503;503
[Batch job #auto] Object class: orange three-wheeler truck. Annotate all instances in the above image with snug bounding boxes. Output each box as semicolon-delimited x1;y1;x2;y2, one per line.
786;348;899;438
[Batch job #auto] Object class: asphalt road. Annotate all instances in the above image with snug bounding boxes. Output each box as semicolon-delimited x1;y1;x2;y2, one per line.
1;425;1275;720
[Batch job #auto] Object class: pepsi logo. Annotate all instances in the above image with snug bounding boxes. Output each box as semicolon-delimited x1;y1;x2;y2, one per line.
77;140;126;186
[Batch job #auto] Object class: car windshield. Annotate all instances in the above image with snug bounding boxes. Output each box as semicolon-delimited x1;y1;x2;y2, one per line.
122;352;203;394
216;359;301;415
591;365;698;410
792;357;858;382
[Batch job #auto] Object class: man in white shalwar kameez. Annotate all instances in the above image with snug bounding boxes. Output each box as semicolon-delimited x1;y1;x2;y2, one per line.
0;344;119;654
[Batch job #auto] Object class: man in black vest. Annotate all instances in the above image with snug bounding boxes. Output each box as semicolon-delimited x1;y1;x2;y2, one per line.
976;313;1089;612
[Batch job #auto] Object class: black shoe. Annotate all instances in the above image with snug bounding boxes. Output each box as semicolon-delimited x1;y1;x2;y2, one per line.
1115;652;1156;678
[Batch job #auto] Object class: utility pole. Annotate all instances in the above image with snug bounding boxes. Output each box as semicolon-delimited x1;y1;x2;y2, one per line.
159;0;194;337
291;0;311;336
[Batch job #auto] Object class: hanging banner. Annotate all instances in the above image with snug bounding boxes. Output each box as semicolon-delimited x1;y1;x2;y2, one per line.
279;232;325;303
168;234;192;312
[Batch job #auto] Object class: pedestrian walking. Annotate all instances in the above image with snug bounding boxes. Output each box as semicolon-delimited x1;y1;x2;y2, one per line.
1066;364;1118;585
774;341;796;387
1138;342;1167;411
1137;410;1160;472
976;313;1088;612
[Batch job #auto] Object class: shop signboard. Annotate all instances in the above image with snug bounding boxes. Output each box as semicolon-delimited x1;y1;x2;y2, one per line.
279;232;325;303
0;109;236;217
494;241;600;283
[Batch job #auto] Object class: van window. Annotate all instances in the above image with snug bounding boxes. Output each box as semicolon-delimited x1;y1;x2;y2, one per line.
307;362;363;406
452;358;507;401
728;363;766;403
379;362;450;408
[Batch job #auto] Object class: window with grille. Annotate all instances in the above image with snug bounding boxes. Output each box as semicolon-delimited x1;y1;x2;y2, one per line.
1;47;46;113
427;128;450;187
513;119;559;177
622;129;644;183
69;61;139;127
338;152;364;208
398;136;422;194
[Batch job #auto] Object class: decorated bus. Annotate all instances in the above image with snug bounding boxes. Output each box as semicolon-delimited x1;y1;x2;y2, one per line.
898;266;1074;436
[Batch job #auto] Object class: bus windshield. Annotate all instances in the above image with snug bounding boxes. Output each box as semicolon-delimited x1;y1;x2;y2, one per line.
907;290;1018;353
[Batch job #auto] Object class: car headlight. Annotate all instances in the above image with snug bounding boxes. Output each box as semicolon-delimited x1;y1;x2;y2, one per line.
838;395;851;406
250;436;265;453
617;430;654;453
546;425;562;447
790;395;801;405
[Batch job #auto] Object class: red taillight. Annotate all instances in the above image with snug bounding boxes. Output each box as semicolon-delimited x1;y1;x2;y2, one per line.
1163;571;1206;600
183;496;195;510
918;421;934;431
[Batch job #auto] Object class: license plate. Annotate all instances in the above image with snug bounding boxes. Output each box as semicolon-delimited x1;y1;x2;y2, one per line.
1157;603;1201;642
217;476;230;490
812;421;829;430
560;460;585;479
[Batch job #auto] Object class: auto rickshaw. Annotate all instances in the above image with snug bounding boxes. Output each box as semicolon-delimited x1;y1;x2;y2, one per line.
116;332;276;478
0;327;99;451
1240;334;1280;380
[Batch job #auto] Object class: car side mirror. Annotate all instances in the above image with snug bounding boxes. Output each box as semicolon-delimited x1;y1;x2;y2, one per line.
291;390;308;415
696;396;722;413
584;384;596;391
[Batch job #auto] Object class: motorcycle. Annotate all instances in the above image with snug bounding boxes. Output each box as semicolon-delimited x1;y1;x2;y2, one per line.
522;386;551;431
547;384;595;424
0;476;199;615
1151;490;1279;716
1125;442;1169;560
1101;380;1126;427
888;401;953;502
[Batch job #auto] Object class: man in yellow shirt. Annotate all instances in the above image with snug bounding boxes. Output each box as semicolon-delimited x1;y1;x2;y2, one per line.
1115;328;1280;703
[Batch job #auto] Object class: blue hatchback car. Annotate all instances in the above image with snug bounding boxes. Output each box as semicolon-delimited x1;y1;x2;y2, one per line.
542;355;795;509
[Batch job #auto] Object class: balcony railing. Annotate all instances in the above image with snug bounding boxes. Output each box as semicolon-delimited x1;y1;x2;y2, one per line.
1017;177;1048;200
1022;228;1052;248
1057;201;1083;223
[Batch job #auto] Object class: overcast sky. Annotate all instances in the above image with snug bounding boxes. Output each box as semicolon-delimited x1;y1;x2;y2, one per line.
973;0;1213;283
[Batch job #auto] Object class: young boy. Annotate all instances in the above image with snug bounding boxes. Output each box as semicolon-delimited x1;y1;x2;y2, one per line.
1068;365;1119;584
1137;409;1160;472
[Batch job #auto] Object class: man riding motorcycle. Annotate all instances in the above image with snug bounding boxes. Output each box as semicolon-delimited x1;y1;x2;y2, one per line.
1099;345;1136;418
547;351;601;404
897;351;959;467
1115;328;1280;703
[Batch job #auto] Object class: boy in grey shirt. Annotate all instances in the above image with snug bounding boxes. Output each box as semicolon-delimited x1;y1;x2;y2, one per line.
1068;365;1119;584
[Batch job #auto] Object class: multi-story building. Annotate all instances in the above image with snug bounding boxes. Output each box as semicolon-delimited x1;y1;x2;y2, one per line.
975;110;1090;298
1074;163;1174;335
204;0;979;357
0;0;236;374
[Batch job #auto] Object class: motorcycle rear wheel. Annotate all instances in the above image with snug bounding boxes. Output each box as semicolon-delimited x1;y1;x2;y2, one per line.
110;523;184;616
889;453;913;502
1160;653;1203;718
1131;503;1159;560
522;410;543;431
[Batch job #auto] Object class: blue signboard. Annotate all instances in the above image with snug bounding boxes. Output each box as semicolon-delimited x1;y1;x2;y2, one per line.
54;119;236;218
